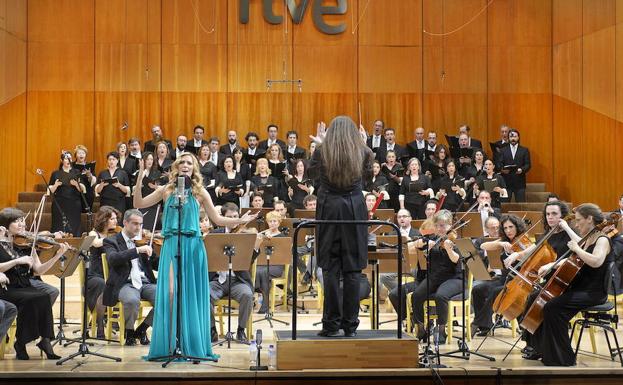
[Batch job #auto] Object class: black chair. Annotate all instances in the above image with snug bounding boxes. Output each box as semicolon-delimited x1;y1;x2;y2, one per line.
571;261;623;365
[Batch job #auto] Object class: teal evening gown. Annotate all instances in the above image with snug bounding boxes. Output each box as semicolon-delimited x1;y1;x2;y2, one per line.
147;191;218;361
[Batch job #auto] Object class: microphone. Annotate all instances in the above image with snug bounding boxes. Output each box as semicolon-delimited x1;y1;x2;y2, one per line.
176;176;188;205
256;329;263;346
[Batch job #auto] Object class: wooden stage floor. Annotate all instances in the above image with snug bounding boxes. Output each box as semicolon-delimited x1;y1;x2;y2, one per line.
2;313;623;384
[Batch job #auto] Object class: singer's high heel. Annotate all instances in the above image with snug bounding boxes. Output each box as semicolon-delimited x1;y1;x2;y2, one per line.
14;342;29;360
36;338;60;360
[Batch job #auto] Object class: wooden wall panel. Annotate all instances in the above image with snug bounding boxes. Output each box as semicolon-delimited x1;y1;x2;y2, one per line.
0;94;26;208
553;38;582;103
228;93;291;140
552;96;584;203
582;108;618;207
359;0;422;46
553;0;582;45
28;0;94;43
582;0;616;36
617;20;623;121
359;93;423;140
6;0;27;39
162;0;226;45
582;26;616;119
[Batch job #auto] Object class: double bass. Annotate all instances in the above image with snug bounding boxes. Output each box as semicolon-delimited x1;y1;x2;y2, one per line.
521;213;620;334
491;215;573;321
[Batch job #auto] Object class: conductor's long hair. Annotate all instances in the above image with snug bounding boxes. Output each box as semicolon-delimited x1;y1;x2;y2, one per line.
166;153;204;198
320;116;367;189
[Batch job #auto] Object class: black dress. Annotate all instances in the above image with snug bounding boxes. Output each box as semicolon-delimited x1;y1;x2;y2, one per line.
268;160;289;202
531;236;613;366
72;162;96;213
365;174;390;209
85;233;106;311
381;163;404;212
216;170;244;207
0;244;54;345
97;168;130;214
437;174;465;212
198;160;218;203
308;147;374;334
475;173;507;209
138;169;162;231
251;175;277;208
49;168;83;236
287;175;311;213
399;173;432;219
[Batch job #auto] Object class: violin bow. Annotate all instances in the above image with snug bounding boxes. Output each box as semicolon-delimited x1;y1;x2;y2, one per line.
148;204;160;248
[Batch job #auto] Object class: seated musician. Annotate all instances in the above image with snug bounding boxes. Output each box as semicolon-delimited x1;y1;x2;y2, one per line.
87;205;121;338
472;215;536;336
410;209;463;343
254;211;287;314
250;194;265;209
207;203;258;344
0;208;71;360
298;194;318;284
521;200;571;359
525;203;614;366
102;209;156;346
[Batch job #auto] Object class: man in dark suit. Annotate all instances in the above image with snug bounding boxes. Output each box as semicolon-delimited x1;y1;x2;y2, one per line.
244;132;266;173
614;194;623;216
285;130;307;169
491;124;510;164
375;127;406;164
143;125;173;154
102;209;157;346
208;203;257;344
207;136;225;170
496;129;531;202
189;125;209;155
171;135;189;160
458;124;483;149
366;119;386;153
220;130;244;155
258;124;286;152
406;126;427;162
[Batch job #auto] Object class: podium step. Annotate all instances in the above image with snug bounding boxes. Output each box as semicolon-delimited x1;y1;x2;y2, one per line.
274;329;418;370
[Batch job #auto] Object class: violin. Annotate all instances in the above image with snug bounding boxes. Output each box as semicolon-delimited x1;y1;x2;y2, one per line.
12;232;76;251
108;226;122;235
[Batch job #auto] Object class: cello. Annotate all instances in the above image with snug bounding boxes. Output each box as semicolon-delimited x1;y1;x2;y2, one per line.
491;214;573;321
521;213;620;334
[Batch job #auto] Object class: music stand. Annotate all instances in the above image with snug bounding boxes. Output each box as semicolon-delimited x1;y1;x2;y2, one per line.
253;237;292;327
39;236;94;347
508;211;544;235
370;209;395;234
204;233;258;348
454;212;484;238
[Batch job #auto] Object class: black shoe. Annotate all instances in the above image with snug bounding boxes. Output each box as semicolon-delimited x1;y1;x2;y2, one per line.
257;307;268;315
317;329;340;337
36;338;61;360
236;328;248;343
301;272;311;284
434;325;447;345
137;330;150;346
522;350;542;360
96;324;105;339
124;329;137;346
521;346;534;355
344;330;357;338
14;342;29;360
211;327;219;343
475;327;491;337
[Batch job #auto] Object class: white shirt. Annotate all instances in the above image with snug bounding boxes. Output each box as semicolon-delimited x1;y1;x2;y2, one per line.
511;144;518;159
210;152;218;165
400;227;412;238
131;151;141;159
193;139;203;148
248;147;256;156
427;144;436;152
372;135;381;148
480;209;489;237
121;232;144;289
416;140;425;149
288;146;296;154
387;143;395;151
267;139;277;147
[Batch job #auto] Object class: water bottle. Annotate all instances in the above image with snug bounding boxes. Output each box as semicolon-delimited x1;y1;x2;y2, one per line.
268;344;276;370
249;340;258;367
258;294;263;310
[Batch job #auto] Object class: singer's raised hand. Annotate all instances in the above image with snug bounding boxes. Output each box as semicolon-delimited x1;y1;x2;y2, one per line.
240;210;258;224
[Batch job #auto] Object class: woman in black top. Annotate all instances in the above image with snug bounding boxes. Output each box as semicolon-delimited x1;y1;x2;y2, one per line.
308;116;374;337
233;147;252;182
197;143;218;202
399;158;434;219
0;208;70;360
48;151;86;236
266;144;289;202
286;159;313;215
155;141;173;178
86;206;120;338
473;159;508;209
462;149;486;203
136;152;161;230
73;145;97;212
425;144;449;191
437;159;466;213
215;156;244;207
95;151;131;214
381;150;404;212
365;160;390;209
530;204;614;366
251;158;277;208
409;209;463;342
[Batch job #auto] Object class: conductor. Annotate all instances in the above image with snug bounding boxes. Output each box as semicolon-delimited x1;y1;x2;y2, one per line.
308;116;374;337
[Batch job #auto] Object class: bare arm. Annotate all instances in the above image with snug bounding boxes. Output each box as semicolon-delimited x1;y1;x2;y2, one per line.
197;188;255;227
571;236;610;268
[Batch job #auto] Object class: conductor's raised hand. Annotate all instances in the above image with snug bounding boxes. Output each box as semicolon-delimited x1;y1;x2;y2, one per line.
358;124;368;144
309;121;327;144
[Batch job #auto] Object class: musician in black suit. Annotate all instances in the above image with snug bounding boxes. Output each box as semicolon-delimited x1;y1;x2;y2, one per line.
207;137;226;170
207;203;256;344
366;119;386;153
220;130;244;155
375;127;406;164
406;126;427;162
143;125;173;154
189;125;209;155
613;194;623;216
102;209;157;346
285;130;307;169
244;132;266;173
458;124;482;149
496;129;531;202
171;135;189;160
258;124;286;152
491;124;510;163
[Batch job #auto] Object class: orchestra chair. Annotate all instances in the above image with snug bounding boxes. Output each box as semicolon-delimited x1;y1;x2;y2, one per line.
102;254;152;344
270;264;291;313
571;262;623;365
214;259;258;338
77;261;98;338
0;320;16;359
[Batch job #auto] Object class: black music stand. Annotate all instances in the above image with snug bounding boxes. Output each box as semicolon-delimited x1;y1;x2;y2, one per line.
254;237;292;327
204;233;257;348
443;238;495;361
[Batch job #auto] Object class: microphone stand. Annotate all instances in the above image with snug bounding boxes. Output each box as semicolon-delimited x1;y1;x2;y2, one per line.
148;178;217;367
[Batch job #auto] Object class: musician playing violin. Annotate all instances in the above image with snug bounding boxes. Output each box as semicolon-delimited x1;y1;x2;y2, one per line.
410;209;463;343
529;203;614;366
473;215;536;335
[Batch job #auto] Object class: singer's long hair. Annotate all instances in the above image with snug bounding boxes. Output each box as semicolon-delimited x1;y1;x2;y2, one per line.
320;116;367;189
166;153;204;198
